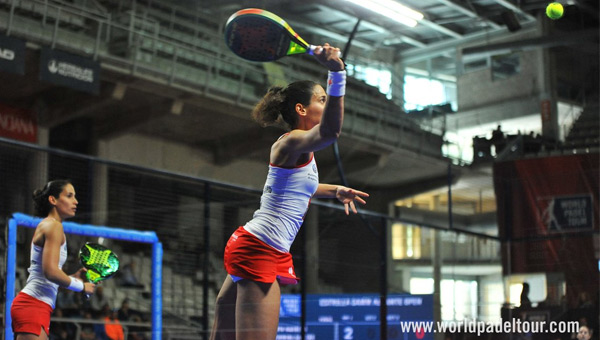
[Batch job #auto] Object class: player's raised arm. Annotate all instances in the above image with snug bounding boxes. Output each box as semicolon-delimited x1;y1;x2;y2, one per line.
275;43;346;156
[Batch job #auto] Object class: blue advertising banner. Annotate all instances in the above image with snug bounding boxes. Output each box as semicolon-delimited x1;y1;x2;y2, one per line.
0;35;26;75
279;294;434;340
39;47;100;94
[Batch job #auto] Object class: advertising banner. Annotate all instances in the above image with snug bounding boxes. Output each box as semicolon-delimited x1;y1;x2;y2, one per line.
0;103;37;143
39;47;100;94
279;293;434;340
0;35;26;75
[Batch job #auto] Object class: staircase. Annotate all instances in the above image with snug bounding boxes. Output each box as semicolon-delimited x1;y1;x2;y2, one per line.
565;103;600;150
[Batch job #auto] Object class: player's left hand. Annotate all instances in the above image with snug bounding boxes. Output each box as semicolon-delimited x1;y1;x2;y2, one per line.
72;267;87;281
335;186;369;215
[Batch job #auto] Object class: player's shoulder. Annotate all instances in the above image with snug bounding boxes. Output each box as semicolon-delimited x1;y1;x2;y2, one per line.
37;218;64;235
274;130;308;149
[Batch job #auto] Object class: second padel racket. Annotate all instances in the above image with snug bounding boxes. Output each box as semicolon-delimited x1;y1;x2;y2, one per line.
79;242;120;284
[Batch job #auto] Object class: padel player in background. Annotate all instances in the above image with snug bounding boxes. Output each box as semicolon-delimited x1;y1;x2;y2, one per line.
11;180;96;340
210;43;369;340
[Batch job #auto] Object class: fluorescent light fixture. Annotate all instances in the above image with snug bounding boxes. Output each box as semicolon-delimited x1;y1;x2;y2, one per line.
345;0;424;27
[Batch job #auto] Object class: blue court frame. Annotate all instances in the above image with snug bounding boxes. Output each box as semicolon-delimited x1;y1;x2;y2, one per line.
5;212;163;340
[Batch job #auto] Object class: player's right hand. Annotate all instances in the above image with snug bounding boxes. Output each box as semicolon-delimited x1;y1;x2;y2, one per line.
313;43;344;72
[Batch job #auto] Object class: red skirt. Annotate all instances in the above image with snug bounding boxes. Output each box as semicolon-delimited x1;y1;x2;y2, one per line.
224;226;299;285
11;292;53;336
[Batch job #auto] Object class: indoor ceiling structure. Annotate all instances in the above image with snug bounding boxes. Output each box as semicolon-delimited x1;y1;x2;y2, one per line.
205;0;598;76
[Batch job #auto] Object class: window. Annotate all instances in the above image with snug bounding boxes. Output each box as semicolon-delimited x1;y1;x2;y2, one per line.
462;57;490;73
409;278;479;320
392;223;422;259
505;273;547;306
442;280;478;321
403;75;454;112
346;63;392;98
482;281;503;322
410;278;434;294
492;53;521;80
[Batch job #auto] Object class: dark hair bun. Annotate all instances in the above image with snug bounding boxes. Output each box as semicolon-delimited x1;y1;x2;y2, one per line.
32;180;71;216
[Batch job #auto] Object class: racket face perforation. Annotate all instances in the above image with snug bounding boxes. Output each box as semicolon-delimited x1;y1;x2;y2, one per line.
225;15;292;61
224;9;310;62
79;243;119;284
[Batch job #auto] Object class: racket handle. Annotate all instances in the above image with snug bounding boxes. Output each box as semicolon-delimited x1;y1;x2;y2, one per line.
308;45;342;59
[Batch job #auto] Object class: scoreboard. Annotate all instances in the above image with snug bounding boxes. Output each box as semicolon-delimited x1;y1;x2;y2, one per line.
278;294;433;340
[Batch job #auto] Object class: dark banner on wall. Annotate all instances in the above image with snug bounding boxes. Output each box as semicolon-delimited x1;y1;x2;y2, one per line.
494;154;599;240
494;153;599;301
0;35;26;75
0;103;37;143
39;47;100;95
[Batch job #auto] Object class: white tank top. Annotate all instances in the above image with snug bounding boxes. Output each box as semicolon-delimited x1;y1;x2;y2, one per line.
21;239;68;309
244;155;319;252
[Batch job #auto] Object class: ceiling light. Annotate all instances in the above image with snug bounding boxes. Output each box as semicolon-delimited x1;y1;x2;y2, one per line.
345;0;424;27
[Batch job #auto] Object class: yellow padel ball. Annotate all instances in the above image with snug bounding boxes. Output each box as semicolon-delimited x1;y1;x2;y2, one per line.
546;2;564;20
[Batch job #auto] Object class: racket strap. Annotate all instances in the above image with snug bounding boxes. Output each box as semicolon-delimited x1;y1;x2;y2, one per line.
67;277;84;292
327;70;346;97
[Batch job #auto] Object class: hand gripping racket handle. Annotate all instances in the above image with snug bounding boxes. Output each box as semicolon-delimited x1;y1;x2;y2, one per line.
308;45;342;59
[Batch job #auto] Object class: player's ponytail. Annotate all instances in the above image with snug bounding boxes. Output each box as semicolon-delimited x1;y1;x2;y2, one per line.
252;80;318;130
252;86;286;128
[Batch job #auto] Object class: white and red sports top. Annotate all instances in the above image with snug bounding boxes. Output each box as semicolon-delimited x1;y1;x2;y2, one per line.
22;240;68;309
244;154;319;253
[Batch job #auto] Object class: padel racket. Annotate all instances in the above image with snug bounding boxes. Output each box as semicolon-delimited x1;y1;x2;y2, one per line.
224;8;339;62
79;242;120;284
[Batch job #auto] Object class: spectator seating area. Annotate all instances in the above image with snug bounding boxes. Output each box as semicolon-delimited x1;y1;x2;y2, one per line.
472;101;599;164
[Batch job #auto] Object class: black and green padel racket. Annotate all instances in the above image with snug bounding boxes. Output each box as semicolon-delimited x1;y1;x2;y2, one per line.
79;242;120;284
224;8;341;62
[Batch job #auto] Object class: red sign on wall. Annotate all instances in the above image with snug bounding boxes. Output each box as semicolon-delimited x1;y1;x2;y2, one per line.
0;103;37;143
540;99;551;122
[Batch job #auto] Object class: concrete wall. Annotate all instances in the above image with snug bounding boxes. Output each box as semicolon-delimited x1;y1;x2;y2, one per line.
457;29;543;111
99;133;269;189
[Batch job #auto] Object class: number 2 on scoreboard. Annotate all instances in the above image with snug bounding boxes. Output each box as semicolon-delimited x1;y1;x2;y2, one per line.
343;326;354;340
